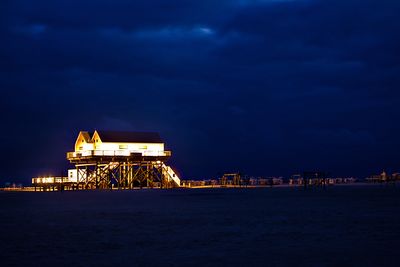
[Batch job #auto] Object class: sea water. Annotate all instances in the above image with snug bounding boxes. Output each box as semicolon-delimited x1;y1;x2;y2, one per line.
1;185;399;266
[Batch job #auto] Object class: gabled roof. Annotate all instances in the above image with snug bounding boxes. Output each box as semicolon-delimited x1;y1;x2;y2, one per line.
79;131;92;142
95;130;163;143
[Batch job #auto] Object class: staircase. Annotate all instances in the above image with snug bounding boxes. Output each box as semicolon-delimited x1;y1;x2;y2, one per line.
162;163;181;187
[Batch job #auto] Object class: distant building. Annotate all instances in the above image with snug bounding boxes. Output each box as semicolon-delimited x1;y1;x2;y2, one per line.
366;170;394;183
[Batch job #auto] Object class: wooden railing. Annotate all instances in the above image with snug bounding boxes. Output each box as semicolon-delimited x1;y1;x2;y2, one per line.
32;177;69;184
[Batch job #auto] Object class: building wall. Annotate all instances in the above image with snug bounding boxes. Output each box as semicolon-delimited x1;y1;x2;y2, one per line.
74;131;165;155
95;142;164;154
91;131;164;153
68;169;78;183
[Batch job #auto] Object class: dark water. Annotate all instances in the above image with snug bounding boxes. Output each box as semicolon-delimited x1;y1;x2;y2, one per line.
1;185;400;266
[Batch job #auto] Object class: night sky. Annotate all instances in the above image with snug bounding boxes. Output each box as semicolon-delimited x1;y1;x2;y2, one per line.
1;0;400;184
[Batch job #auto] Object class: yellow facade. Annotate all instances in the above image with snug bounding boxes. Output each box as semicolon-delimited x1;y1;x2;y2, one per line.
74;130;165;156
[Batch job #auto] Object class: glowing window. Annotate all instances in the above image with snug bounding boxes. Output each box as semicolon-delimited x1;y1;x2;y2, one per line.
119;145;128;149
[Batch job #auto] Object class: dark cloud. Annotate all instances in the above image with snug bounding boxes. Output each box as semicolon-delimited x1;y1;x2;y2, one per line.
1;0;399;183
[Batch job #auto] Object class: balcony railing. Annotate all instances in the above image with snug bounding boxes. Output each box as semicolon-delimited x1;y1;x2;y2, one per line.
32;177;70;184
67;150;171;159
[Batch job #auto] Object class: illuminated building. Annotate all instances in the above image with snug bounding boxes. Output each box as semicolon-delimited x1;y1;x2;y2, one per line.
32;130;180;190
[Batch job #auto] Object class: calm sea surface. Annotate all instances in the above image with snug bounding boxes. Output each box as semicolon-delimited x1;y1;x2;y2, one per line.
1;185;400;266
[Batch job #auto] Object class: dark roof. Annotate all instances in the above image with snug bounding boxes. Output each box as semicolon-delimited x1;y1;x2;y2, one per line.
80;131;92;142
96;131;163;143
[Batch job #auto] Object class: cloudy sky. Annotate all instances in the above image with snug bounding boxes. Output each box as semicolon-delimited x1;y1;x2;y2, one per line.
1;0;399;183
